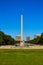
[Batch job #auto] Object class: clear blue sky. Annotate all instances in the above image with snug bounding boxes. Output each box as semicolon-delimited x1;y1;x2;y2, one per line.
0;0;43;40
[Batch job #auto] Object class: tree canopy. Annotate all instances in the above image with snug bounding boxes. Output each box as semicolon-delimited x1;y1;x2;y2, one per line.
30;33;43;45
0;31;43;45
0;31;15;45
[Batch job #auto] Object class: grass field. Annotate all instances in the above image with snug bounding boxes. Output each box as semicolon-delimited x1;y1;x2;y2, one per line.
0;49;43;65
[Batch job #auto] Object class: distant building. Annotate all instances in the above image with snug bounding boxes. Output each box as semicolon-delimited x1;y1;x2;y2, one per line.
26;36;30;41
16;36;21;41
34;34;41;39
34;35;38;39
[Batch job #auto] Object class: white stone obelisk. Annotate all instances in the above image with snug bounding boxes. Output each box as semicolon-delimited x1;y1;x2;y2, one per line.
21;14;23;41
20;14;24;47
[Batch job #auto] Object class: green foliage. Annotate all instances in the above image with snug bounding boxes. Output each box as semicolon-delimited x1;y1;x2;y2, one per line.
40;33;43;45
0;31;43;45
25;41;30;43
15;41;20;43
30;33;43;45
0;31;15;45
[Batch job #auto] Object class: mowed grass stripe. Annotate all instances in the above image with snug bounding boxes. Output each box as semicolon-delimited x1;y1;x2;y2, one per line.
0;49;43;65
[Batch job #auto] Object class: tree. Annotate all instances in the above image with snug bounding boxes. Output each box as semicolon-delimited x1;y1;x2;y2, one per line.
30;36;41;45
0;31;15;45
40;33;43;45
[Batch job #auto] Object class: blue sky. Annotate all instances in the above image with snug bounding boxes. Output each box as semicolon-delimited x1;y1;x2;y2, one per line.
0;0;43;40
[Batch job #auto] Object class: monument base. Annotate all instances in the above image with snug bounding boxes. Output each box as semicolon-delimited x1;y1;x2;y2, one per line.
20;41;24;47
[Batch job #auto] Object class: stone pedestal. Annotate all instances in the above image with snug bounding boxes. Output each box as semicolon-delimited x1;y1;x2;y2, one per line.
20;41;24;47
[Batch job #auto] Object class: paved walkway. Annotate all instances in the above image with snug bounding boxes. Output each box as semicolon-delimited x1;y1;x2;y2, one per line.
0;45;43;49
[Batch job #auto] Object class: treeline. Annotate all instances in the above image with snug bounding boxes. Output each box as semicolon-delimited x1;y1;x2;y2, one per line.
30;33;43;45
0;31;16;45
0;31;43;45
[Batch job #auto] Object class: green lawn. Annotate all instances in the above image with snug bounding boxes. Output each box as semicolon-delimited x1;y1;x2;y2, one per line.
0;49;43;65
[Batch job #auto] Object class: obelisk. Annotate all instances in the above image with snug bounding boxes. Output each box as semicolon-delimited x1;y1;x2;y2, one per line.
20;14;24;47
